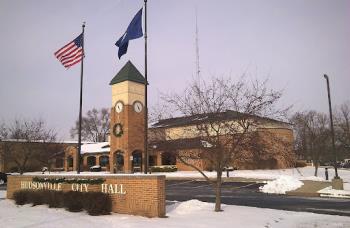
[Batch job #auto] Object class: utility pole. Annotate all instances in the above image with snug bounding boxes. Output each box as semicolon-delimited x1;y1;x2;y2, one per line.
323;74;339;179
195;7;200;80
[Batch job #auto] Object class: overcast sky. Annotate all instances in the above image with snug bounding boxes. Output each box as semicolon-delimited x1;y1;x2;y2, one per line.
0;0;349;140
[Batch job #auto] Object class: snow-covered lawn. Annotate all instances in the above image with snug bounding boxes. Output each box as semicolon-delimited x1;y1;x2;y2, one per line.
0;190;349;228
162;166;349;181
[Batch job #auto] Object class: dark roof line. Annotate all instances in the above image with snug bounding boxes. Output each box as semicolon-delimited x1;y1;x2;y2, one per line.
151;110;290;129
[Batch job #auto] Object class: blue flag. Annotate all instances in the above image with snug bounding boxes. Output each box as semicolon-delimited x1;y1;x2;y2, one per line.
115;8;143;59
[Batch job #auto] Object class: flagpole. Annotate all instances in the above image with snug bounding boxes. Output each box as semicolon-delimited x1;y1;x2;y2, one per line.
144;0;148;174
77;22;85;174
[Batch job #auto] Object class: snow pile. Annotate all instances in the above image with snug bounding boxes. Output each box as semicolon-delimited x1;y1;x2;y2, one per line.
318;187;350;199
259;176;304;194
173;200;212;215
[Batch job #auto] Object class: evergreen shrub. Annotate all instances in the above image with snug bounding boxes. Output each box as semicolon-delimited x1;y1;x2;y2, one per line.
13;190;29;205
83;192;111;215
12;190;112;215
63;191;84;212
150;165;177;172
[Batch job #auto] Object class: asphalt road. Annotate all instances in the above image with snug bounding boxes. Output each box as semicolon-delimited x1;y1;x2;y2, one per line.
166;180;350;216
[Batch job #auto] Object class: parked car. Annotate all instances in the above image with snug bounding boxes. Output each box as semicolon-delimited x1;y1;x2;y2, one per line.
0;172;8;184
319;161;332;166
223;166;237;171
341;160;350;168
90;165;102;172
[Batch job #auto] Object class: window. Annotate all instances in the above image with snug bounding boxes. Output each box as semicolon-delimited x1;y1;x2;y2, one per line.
115;151;124;172
161;151;176;165
99;156;109;167
67;156;73;168
87;156;96;167
132;151;142;172
149;156;156;166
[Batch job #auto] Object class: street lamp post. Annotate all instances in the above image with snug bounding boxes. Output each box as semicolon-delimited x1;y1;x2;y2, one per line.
323;74;339;179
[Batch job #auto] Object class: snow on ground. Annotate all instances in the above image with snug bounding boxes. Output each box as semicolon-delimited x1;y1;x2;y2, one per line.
160;166;350;189
259;176;304;194
0;191;349;228
318;187;350;199
162;166;349;181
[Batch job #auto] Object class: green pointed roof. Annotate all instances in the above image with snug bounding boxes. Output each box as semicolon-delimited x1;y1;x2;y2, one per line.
109;61;146;85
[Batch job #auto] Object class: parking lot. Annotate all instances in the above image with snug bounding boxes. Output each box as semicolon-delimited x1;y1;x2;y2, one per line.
166;180;350;216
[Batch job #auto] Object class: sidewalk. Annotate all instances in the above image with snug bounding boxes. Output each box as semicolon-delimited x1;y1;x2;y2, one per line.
286;180;332;197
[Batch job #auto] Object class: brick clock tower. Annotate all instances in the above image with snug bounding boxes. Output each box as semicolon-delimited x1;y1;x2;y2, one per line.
109;61;146;173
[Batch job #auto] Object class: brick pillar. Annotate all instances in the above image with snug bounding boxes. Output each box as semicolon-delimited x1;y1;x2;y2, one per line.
124;152;132;173
110;151;115;173
0;147;4;172
73;149;78;172
157;152;162;166
83;156;88;171
142;150;146;172
96;155;100;167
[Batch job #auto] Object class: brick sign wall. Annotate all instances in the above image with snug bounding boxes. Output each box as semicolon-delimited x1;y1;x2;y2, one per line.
7;174;165;218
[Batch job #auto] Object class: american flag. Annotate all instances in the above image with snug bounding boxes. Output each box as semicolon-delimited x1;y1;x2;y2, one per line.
54;33;84;68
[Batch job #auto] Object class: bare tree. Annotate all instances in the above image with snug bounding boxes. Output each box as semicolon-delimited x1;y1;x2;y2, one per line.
0;118;58;174
335;101;350;159
70;108;110;142
0;122;8;140
291;111;331;176
157;76;291;212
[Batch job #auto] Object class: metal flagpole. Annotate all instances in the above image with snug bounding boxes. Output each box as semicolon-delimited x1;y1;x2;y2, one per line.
77;22;85;174
144;0;148;174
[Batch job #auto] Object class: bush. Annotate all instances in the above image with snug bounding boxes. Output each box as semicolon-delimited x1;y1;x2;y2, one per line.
13;190;29;205
12;190;112;216
83;192;111;216
150;165;177;172
29;190;48;206
63;191;85;212
295;160;307;168
48;191;64;208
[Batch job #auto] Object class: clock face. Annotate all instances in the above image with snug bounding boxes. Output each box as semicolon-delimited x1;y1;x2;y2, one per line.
133;101;143;113
115;101;123;113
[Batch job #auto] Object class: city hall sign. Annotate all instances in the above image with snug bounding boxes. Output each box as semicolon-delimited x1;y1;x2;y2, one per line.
19;180;127;195
7;174;165;217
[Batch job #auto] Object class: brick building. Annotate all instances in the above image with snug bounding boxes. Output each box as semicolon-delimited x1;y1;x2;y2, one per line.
0;140;74;173
64;142;110;172
149;113;295;171
63;61;295;173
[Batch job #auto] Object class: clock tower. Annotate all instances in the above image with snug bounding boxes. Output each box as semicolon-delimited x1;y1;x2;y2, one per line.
109;61;146;173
